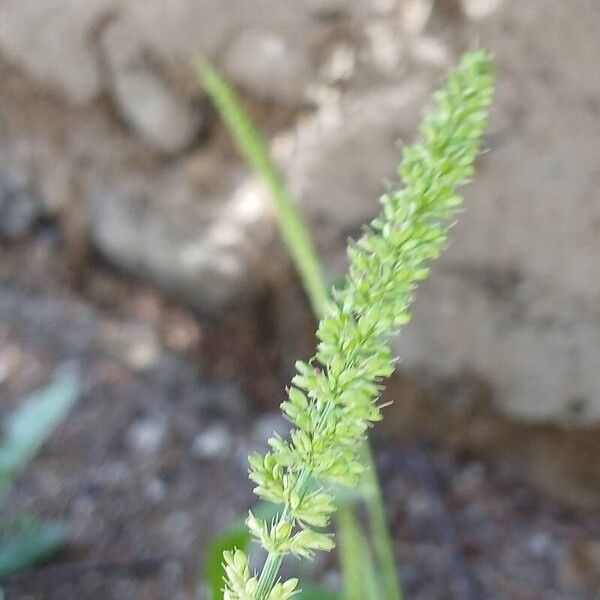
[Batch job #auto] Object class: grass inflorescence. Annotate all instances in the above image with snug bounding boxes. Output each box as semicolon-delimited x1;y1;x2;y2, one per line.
218;50;494;600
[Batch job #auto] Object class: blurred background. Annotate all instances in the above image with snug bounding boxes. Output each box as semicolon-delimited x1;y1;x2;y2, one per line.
0;1;599;598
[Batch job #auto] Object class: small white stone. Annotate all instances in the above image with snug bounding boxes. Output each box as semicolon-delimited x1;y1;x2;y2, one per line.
529;532;553;557
163;511;194;553
100;461;129;486
101;321;160;372
453;462;485;496
127;418;167;456
191;424;232;459
102;20;202;154
145;478;167;503
320;44;356;83
461;0;501;20
406;490;435;518
160;559;184;588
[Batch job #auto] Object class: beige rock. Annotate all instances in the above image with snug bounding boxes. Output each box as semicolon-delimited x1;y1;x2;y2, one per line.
223;30;311;104
396;0;600;423
0;0;117;104
277;0;600;424
101;20;203;154
87;171;281;311
2;0;599;427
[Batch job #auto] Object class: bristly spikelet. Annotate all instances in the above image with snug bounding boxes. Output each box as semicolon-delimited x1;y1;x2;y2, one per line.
225;50;494;599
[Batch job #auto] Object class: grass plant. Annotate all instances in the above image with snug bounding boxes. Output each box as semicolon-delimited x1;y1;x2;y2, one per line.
196;50;494;600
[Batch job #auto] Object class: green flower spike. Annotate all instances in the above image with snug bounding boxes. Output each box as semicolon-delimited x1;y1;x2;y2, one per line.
224;50;494;600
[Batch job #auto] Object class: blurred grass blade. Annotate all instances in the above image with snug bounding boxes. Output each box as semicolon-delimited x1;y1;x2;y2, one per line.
0;364;80;499
194;55;328;317
360;443;402;600
204;521;249;600
204;501;280;600
203;453;365;599
337;508;380;600
0;519;67;579
295;585;342;600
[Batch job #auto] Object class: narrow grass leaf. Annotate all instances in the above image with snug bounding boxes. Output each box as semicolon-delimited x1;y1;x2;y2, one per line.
337;507;380;600
0;364;80;499
204;501;280;600
0;519;67;579
295;585;342;600
194;55;328;317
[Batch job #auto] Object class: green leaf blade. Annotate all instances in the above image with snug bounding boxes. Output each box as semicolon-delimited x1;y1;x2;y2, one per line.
337;508;380;600
296;585;342;600
204;501;281;600
0;519;67;579
194;55;329;317
0;364;80;498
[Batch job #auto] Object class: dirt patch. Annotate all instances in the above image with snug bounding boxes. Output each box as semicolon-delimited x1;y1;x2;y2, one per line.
0;233;598;599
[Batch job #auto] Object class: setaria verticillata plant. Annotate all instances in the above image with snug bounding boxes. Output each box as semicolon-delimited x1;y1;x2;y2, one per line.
222;50;495;600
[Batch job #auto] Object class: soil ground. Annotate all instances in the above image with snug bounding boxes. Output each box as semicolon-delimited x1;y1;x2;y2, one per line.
1;233;599;600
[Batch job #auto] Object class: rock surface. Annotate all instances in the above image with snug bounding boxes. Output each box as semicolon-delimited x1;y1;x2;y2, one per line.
281;78;433;269
0;170;42;241
0;0;117;104
87;172;279;311
101;20;203;154
0;0;599;425
267;0;600;424
395;0;600;423
222;30;312;104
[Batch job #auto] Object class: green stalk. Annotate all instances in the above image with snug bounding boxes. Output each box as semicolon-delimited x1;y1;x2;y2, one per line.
255;553;285;599
337;507;380;600
361;443;402;600
195;55;402;600
194;55;328;318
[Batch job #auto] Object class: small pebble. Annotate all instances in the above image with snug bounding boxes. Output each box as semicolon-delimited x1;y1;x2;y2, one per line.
163;511;194;552
191;424;232;459
160;559;184;587
127;418;167;456
0;172;41;241
145;478;167;503
406;490;435;518
453;462;485;496
529;532;553;557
